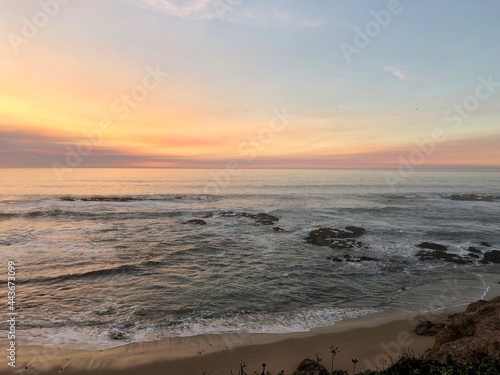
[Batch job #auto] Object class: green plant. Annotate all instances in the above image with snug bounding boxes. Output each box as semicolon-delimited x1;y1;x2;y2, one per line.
330;346;340;373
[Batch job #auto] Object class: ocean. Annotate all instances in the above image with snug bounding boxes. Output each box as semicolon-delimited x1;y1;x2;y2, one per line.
1;168;499;349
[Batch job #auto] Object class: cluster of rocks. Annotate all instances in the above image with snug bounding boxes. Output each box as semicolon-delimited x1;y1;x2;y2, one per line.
218;211;279;225
305;226;375;263
415;242;500;264
425;296;500;366
183;211;280;226
182;214;499;267
305;226;366;249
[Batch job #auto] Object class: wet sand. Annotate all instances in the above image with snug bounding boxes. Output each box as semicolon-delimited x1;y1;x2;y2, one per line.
2;309;438;375
3;273;498;375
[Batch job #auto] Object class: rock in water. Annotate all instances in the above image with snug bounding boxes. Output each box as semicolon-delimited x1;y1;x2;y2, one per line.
416;249;470;264
296;358;328;375
219;212;279;225
468;247;482;254
305;227;366;248
417;242;448;251
482;250;500;264
425;297;500;366
183;219;207;225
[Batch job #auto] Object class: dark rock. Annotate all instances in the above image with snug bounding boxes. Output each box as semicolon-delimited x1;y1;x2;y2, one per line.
328;254;376;263
202;213;213;218
482;250;500;264
108;329;126;340
273;227;285;232
254;213;279;225
306;227;366;248
60;197;75;201
425;297;500;366
219;212;279;225
416;250;470;264
344;226;367;237
357;256;377;262
415;320;446;336
417;242;448;251
183;219;207;225
296;358;328;375
468;247;482;254
449;194;494;202
82;196;135;202
481;242;492;247
468;253;480;259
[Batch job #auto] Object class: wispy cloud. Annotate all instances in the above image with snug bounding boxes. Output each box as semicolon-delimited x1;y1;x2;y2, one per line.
127;0;325;30
128;0;217;20
452;37;478;66
384;67;408;80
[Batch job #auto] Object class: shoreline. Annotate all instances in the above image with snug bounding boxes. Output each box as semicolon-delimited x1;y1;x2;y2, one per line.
3;272;499;375
0;309;456;375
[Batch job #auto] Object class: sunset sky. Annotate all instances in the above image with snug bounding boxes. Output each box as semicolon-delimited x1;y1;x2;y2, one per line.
1;0;499;168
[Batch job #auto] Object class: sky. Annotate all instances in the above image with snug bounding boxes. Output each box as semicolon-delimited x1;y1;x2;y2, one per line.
1;0;500;169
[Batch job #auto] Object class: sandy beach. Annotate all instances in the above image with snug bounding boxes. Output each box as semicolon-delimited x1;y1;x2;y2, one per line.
0;310;442;375
1;273;499;375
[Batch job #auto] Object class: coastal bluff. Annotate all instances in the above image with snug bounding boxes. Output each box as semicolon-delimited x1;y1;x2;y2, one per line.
425;296;500;366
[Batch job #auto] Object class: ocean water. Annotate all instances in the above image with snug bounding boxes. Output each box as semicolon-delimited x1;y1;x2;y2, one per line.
1;168;499;349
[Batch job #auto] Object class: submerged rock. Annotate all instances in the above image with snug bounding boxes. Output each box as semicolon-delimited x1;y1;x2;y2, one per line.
415;320;446;336
481;242;492;247
343;254;377;262
468;246;482;254
82;196;136;202
417;242;448;251
306;226;366;248
416;249;470;264
219;211;279;225
183;219;207;225
327;254;377;263
296;358;328;375
425;297;500;366
449;194;494;202
273;227;285;232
